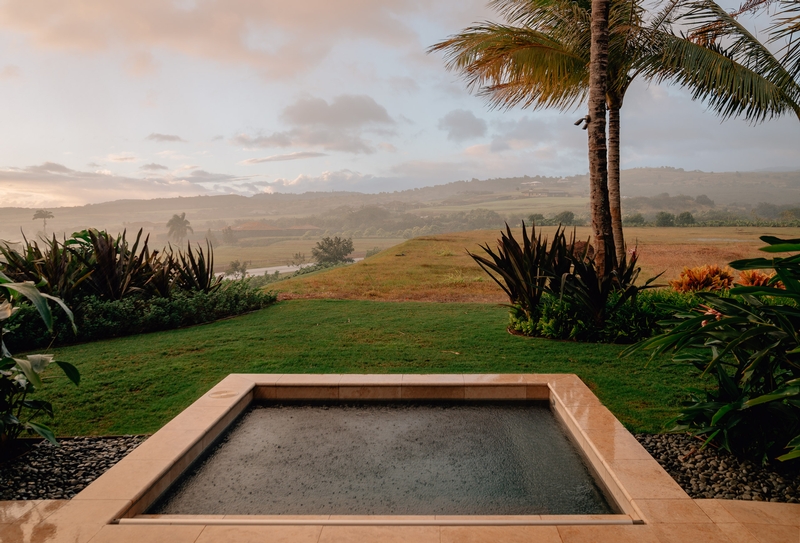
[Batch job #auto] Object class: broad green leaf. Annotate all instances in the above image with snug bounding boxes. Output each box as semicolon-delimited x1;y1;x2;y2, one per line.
26;421;58;445
0;282;53;332
760;243;800;253
55;361;81;386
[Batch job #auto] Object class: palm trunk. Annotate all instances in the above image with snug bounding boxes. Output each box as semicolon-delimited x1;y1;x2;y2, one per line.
607;100;625;265
588;0;616;276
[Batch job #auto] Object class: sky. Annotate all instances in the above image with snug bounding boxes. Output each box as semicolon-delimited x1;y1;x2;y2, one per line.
0;0;798;208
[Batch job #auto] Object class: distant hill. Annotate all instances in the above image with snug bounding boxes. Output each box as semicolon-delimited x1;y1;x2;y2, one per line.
3;167;799;241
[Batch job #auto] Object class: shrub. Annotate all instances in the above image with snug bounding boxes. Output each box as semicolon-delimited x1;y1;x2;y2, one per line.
626;235;800;464
623;213;646;226
655;212;676;227
5;280;276;351
675;211;695;226
669;265;734;293
511;289;698;343
365;247;383;258
312;236;354;264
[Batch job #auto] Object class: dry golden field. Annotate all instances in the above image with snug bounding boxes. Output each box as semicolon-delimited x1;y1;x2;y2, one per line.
274;226;800;303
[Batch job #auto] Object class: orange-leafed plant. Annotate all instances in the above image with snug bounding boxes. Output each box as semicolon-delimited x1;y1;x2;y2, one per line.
669;265;734;293
737;269;784;289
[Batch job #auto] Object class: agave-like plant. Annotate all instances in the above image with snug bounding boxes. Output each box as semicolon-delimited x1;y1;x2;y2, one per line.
175;241;222;294
468;222;570;320
77;229;155;300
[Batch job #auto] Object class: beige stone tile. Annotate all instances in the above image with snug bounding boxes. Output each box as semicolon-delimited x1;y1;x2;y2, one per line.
521;373;574;385
318;525;440;543
73;460;167;502
223;514;330;520
122;429;198;463
539;514;630;522
633;499;713;524
714;523;761;543
650;523;732;543
330;515;438;522
402;374;464;385
339;386;402;400
464;385;526;399
158;405;235;433
196;525;323;543
88;524;205;543
720;500;800;526
45;499;130;524
434;515;542;522
235;373;284;385
568;404;627;432
558;524;661;543
695;500;740;524
462;374;526;384
607;460;689;500
400;385;465;400
0;501;38;524
277;374;342;385
275;385;339;399
743;523;800;543
584;429;653;462
339;374;404;385
253;386;276;400
526;385;550;400
441;525;562;543
550;386;604;408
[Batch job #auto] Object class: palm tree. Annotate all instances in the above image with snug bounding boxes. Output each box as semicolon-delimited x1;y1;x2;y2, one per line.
639;0;800;123
32;210;53;234
430;0;800;266
166;213;193;244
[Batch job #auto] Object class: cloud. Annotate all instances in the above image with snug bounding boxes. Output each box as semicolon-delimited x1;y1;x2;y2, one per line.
234;94;395;154
281;95;393;128
0;65;20;79
438;109;487;142
241;152;327;164
125;51;157;76
140;163;169;171
0;162;211;207
146;133;186;142
0;0;450;78
107;153;138;162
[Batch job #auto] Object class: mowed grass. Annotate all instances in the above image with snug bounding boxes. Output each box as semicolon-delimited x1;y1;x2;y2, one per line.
275;226;800;302
38;300;695;437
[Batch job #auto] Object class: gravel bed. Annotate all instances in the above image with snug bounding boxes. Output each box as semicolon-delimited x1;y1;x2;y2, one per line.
1;433;799;504
635;433;800;503
0;436;146;500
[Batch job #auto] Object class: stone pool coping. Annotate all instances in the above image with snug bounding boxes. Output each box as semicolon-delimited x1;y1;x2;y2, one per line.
2;373;799;543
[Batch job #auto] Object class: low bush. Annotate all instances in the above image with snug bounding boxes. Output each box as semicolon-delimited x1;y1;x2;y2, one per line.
509;289;698;343
5;280;276;352
670;265;734;292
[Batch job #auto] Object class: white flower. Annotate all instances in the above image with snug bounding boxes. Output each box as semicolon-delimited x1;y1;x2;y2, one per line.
0;301;18;321
13;374;28;388
26;354;54;373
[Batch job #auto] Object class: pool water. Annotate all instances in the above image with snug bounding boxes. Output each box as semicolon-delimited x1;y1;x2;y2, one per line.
150;402;615;516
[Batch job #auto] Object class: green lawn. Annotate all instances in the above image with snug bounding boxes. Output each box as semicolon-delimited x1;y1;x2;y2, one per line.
36;299;698;438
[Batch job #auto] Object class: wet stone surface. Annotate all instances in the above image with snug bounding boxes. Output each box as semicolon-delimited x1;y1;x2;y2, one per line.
635;433;800;504
0;436;145;500
151;402;614;516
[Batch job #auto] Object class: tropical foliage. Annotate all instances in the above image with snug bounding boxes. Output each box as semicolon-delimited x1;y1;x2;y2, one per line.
626;235;800;463
1;272;79;455
0;229;272;351
470;222;662;342
669;264;735;292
